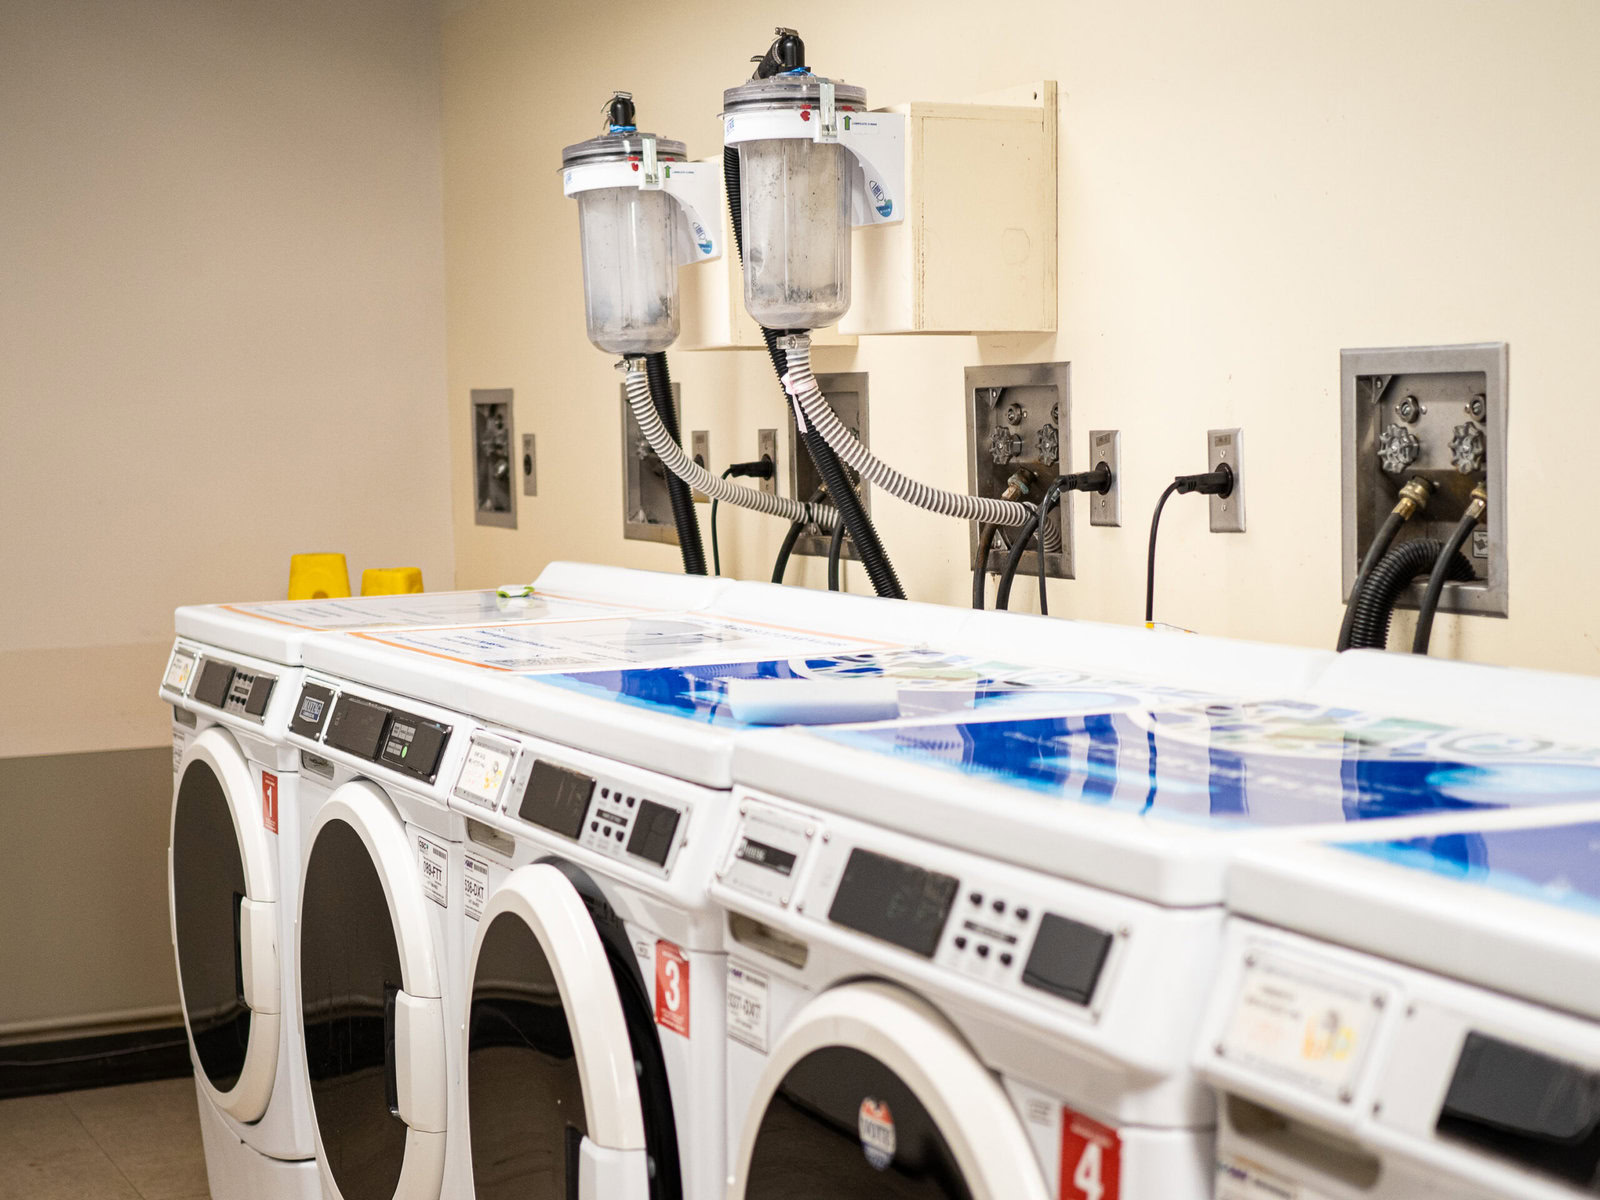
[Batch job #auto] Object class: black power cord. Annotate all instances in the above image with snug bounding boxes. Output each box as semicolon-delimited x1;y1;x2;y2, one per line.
1412;485;1488;655
709;459;777;576
827;519;848;590
990;466;1113;613
1145;464;1233;627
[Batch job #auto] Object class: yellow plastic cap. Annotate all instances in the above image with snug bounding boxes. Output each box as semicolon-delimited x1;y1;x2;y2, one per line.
288;553;351;601
361;567;424;596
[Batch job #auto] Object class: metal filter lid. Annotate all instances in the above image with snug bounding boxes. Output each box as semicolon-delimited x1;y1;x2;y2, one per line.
561;129;687;170
721;72;866;115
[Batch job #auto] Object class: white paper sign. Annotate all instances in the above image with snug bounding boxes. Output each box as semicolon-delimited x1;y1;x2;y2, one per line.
463;854;489;921
416;832;449;908
165;649;196;692
1220;953;1387;1101
1216;1153;1334;1199
727;960;769;1052
454;736;517;810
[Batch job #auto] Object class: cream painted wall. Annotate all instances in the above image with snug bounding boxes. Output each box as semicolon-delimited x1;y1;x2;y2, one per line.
1;0;456;759
442;0;1600;675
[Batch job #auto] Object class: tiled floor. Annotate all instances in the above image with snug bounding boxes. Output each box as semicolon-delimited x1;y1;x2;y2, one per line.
0;1076;208;1200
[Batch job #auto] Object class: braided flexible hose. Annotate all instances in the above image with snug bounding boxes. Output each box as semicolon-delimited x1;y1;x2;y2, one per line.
622;363;839;531
780;337;1034;528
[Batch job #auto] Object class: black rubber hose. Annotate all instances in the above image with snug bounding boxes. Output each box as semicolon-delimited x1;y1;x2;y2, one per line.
710;467;734;576
994;509;1042;611
1412;512;1482;655
827;519;848;591
1144;481;1181;626
772;486;826;584
1346;538;1474;652
642;353;706;575
724;146;905;600
1336;510;1407;652
971;524;1001;609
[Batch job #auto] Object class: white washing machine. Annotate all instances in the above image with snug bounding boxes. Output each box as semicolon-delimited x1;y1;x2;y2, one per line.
1199;802;1600;1200
161;563;713;1198
719;695;1600;1199
294;577;1344;1200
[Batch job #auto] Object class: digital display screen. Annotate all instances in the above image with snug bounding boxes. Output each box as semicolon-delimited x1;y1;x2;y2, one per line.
379;713;450;779
518;760;594;840
193;659;235;709
827;848;959;959
244;674;275;717
1022;912;1113;1006
626;799;681;867
324;695;391;760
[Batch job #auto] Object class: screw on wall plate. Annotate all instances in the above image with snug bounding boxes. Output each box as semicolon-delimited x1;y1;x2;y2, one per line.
1468;393;1487;421
984;387;1006;407
1396;394;1422;423
1005;402;1026;426
1377;424;1421;474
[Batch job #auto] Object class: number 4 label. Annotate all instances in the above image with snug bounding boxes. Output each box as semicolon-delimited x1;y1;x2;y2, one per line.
654;940;689;1037
1061;1108;1120;1200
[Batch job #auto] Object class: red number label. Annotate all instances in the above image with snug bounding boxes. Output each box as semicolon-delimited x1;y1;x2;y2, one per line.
1061;1108;1120;1200
654;941;689;1037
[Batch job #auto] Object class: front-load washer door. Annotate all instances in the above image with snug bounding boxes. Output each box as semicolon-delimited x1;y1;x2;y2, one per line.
170;726;281;1124
300;782;447;1200
731;982;1052;1200
465;863;651;1200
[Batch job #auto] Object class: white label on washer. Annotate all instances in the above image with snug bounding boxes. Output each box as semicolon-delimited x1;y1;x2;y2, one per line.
453;735;517;810
416;832;449;907
172;731;185;773
726;960;769;1052
165;648;196;692
1219;952;1387;1101
721;803;815;906
1216;1153;1334;1199
464;854;489;921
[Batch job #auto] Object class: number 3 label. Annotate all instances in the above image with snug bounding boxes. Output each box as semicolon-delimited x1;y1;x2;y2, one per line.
1060;1108;1120;1200
654;940;690;1037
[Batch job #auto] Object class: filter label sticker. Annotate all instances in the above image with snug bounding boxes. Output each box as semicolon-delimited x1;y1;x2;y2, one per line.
858;1099;896;1170
1215;1153;1334;1199
726;960;769;1052
165;648;196;692
454;736;517;810
463;854;489;921
261;771;278;834
416;832;448;907
1219;952;1387;1101
654;940;690;1038
1060;1108;1121;1200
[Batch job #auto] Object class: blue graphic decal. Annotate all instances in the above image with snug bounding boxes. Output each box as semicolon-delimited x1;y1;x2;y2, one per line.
1340;822;1600;917
819;702;1600;829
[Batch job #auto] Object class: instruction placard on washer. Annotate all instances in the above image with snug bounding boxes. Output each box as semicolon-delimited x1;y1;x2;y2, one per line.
1219;952;1387;1101
1216;1154;1334;1200
416;832;449;908
454;735;517;811
463;854;489;921
721;804;814;906
165;648;196;692
726;960;769;1052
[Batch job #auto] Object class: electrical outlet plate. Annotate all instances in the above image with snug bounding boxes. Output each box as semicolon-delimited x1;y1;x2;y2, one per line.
1207;427;1245;533
471;389;516;528
757;429;778;496
690;431;711;503
619;383;683;546
1087;429;1121;527
521;434;537;497
965;362;1072;579
787;373;869;558
1341;343;1507;618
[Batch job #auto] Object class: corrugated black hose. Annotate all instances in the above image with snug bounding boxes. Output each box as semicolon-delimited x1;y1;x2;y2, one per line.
724;146;905;600
642;352;707;575
1346;538;1475;651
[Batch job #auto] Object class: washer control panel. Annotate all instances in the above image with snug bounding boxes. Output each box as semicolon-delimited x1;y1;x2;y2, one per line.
293;680;451;784
187;654;275;723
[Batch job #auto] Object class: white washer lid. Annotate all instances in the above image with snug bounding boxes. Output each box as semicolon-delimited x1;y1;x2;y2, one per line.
1226;803;1600;1021
732;699;1600;907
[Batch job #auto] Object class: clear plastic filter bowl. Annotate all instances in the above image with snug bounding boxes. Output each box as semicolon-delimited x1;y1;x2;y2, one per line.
738;137;853;330
576;185;683;355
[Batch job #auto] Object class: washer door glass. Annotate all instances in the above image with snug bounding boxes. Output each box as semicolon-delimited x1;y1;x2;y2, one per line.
745;1045;973;1199
300;817;406;1200
171;752;253;1093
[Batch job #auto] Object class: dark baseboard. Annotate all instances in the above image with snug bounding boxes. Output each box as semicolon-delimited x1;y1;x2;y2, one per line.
0;1025;193;1100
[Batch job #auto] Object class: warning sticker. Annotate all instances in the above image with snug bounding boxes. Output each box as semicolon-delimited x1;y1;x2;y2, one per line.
261;771;278;834
858;1099;896;1170
726;960;769;1052
416;832;448;907
464;854;489;921
1215;1153;1334;1199
454;736;516;810
1060;1108;1121;1200
654;941;690;1038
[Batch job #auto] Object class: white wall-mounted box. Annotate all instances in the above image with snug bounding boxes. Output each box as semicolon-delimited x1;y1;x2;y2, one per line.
677;163;856;351
841;81;1057;336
